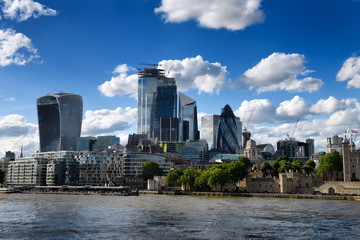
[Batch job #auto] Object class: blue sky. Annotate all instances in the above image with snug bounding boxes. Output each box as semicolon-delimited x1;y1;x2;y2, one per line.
1;0;360;157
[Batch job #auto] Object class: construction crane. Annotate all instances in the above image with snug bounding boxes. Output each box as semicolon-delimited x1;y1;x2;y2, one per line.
243;111;253;133
140;63;162;68
286;119;299;158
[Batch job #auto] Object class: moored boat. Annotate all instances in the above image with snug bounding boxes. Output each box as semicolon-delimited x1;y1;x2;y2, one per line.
0;187;16;194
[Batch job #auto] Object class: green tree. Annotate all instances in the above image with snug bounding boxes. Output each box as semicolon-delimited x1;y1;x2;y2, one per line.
271;160;281;176
194;169;211;191
140;161;164;181
238;156;252;169
278;160;291;173
180;167;199;191
208;168;228;191
260;162;273;173
318;150;343;180
227;160;248;182
166;169;183;187
0;170;5;184
306;159;316;169
291;159;304;172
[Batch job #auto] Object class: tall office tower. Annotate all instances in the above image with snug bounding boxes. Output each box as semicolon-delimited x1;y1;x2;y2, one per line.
179;92;199;141
201;114;220;149
137;68;176;138
305;138;315;156
37;92;83;152
160;117;178;142
216;104;241;154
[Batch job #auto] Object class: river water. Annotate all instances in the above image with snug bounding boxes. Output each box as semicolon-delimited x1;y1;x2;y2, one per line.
1;194;359;239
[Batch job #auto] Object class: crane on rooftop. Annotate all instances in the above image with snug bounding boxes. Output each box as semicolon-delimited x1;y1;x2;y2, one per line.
286;119;299;159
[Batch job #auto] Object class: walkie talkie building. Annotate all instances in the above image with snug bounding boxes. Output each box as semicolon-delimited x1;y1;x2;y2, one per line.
37;92;83;152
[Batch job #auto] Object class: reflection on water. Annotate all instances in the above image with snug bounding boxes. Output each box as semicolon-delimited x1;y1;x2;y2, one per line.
1;194;360;239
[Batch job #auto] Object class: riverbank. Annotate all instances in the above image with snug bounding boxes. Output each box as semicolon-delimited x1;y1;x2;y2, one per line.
139;190;360;201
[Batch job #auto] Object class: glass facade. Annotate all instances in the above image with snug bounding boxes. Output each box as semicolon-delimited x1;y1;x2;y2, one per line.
137;69;176;138
201;114;221;149
179;92;199;141
160;117;178;142
37;93;83;152
216;105;241;154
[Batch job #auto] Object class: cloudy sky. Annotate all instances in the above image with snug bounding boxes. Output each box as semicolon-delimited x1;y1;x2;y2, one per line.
1;0;360;157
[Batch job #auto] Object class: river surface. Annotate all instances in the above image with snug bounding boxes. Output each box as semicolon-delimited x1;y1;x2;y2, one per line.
1;194;360;239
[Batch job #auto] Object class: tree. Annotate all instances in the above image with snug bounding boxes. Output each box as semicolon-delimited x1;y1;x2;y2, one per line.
318;150;343;180
238;156;252;169
291;159;303;173
208;168;228;191
194;169;210;191
306;159;316;169
141;161;164;181
278;160;291;173
260;162;273;173
0;170;5;184
166;169;183;187
180;167;199;191
227;160;248;183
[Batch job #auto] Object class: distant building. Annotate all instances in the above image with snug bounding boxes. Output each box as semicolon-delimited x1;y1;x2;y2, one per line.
342;138;360;181
327;135;343;155
179;140;208;163
257;144;275;161
178;92;199;141
137;68;177;139
216;105;241;154
37;92;83;152
277;138;314;159
159;117;178;142
201;114;221;149
76;136;120;151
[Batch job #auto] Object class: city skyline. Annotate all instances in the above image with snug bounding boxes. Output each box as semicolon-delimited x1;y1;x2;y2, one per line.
1;0;360;157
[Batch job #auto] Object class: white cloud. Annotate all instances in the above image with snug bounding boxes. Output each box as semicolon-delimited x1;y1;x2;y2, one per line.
234;99;275;124
1;0;57;22
98;64;138;97
0;114;37;137
310;96;356;114
159;55;228;94
275;95;309;120
155;0;265;31
4;97;15;101
0;28;39;67
0;114;38;158
238;52;324;93
336;56;360;88
82;107;137;136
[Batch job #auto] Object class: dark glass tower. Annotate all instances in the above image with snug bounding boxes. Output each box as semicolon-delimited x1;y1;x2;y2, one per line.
37;92;83;152
179;92;199;141
216;104;241;154
137;68;177;138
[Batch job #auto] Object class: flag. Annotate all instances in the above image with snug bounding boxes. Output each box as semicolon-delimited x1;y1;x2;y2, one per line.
352;130;358;133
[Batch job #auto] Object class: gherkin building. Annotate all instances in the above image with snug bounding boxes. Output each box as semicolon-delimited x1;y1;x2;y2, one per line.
216;104;241;154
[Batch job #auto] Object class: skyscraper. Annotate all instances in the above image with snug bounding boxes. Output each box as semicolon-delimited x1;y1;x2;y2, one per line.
179;92;199;141
216;104;241;154
137;68;177;138
201;114;220;149
37;92;83;152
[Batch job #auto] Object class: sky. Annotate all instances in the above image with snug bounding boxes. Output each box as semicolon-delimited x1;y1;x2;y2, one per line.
1;0;360;157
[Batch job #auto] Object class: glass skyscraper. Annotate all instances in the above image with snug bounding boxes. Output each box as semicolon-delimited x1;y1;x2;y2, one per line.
179;92;199;141
201;114;221;149
137;68;177;138
37;92;83;152
216;104;241;154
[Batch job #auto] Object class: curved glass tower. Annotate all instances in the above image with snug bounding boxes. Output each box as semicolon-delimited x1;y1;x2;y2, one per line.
37;92;83;152
216;104;241;154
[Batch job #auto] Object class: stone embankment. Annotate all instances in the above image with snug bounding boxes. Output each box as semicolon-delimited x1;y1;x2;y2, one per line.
139;190;360;201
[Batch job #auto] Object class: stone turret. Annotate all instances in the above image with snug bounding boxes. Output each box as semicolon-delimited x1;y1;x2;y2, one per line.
342;137;351;181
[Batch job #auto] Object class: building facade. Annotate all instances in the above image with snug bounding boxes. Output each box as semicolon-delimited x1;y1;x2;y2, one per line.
201;114;221;149
37;92;83;152
178;92;199;142
77;136;120;151
216;105;241;154
327;135;343;155
137;68;176;138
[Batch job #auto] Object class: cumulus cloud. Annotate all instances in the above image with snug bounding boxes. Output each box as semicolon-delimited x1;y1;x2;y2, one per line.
0;114;38;158
155;0;265;31
336;56;360;88
234;99;275;124
1;0;57;22
159;55;228;94
0;28;39;67
275;96;309;120
98;64;138;97
82;107;137;136
238;52;324;93
0;114;37;137
310;96;356;114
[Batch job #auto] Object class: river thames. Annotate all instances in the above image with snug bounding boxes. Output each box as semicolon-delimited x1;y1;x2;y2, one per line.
1;194;360;239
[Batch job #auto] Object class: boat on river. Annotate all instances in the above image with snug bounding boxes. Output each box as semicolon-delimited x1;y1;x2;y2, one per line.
0;187;17;194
